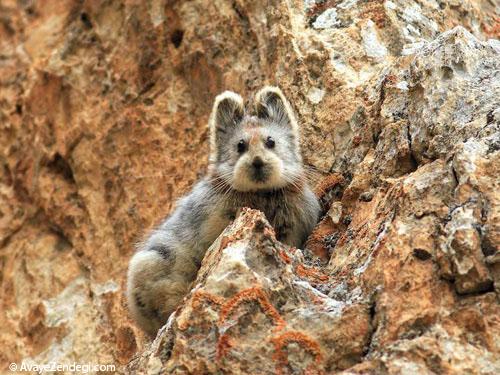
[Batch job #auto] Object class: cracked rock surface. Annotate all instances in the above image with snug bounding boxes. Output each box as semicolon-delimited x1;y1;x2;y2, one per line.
0;0;498;373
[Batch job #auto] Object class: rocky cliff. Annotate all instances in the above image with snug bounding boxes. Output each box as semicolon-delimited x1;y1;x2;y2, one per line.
0;0;498;374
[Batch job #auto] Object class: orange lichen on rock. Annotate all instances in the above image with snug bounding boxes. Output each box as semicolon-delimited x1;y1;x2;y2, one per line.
481;16;500;38
314;173;345;200
295;264;329;284
216;333;234;362
191;290;225;309
360;0;387;27
271;331;324;375
278;248;292;264
305;217;337;261
218;286;286;331
219;235;233;252
263;225;277;240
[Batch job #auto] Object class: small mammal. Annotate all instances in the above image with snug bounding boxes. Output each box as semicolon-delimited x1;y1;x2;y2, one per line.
127;86;320;335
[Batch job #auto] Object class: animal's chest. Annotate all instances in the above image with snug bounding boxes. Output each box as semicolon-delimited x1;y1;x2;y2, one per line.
202;195;293;245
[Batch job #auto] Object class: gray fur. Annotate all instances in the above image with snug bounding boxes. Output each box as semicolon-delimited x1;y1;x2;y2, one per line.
127;86;321;336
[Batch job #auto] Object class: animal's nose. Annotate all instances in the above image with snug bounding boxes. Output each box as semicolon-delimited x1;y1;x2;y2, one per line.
252;157;264;169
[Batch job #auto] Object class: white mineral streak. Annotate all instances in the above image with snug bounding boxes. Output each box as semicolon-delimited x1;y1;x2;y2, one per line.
313;8;340;29
361;20;388;59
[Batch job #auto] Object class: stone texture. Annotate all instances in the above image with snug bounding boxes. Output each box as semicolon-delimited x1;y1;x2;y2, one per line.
0;0;499;373
129;208;372;374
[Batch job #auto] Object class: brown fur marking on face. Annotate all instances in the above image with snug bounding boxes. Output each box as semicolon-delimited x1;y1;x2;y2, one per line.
249;128;260;145
241;117;262;146
242;116;260;128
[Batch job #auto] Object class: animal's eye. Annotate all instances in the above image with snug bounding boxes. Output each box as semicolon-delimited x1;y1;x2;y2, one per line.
265;136;275;149
237;139;247;154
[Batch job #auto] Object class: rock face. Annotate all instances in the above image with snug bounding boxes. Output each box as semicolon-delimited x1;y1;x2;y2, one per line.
129;208;371;374
0;0;498;374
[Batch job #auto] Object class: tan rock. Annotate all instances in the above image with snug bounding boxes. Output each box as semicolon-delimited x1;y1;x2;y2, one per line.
0;0;498;373
129;209;372;374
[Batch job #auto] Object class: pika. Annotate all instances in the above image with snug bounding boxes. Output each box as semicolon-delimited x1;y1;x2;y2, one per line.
127;86;321;335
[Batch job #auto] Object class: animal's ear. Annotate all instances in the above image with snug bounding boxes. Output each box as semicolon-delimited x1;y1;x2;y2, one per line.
209;91;244;160
255;86;298;134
